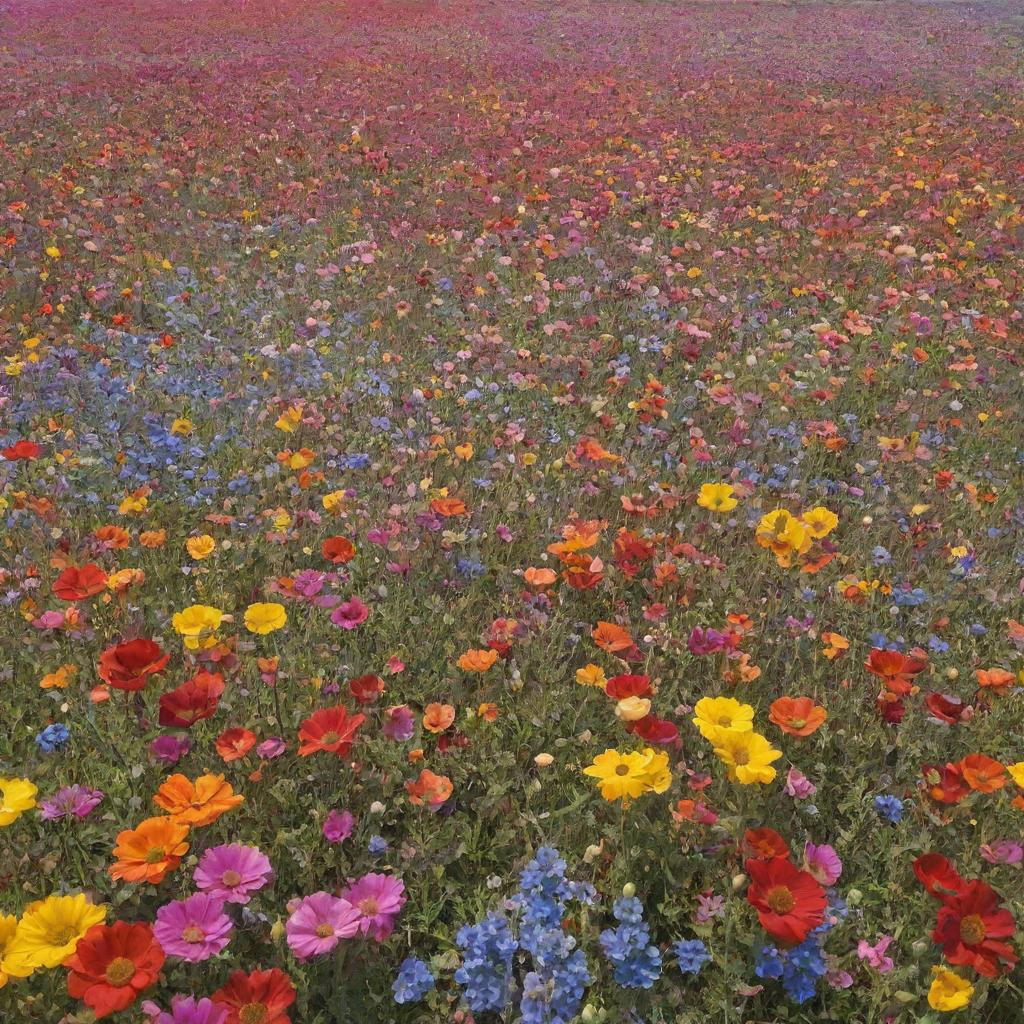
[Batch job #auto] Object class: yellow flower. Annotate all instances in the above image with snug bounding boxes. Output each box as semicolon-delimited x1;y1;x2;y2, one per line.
170;417;194;436
118;493;148;514
186;535;216;560
697;482;738;513
801;506;839;539
275;406;302;432
244;602;287;635
322;490;346;512
711;730;781;785
454;443;474;461
636;747;672;793
1007;762;1024;788
39;664;76;690
928;967;974;1011
171;604;224;650
755;508;809;565
0;913;18;988
0;778;38;826
45;246;61;259
1;894;106;976
692;697;755;743
575;664;607;688
821;632;849;660
615;696;651;722
582;748;670;801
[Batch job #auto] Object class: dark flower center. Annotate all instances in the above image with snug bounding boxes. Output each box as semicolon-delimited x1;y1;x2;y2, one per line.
104;956;136;986
960;914;986;946
766;885;796;914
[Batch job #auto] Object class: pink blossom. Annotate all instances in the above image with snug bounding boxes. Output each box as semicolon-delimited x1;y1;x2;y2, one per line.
331;596;370;630
286;891;361;959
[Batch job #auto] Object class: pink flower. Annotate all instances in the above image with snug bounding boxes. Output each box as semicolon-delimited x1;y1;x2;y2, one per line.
194;843;273;904
331;597;369;630
256;737;286;759
342;873;406;941
980;840;1024;865
856;934;895;973
323;809;355;844
382;704;415;741
804;842;843;887
784;767;817;799
154;893;233;962
286;891;361;960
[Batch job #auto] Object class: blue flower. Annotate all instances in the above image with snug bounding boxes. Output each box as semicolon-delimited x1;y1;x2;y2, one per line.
368;835;389;856
35;723;70;753
393;957;435;1004
874;794;903;824
674;939;711;975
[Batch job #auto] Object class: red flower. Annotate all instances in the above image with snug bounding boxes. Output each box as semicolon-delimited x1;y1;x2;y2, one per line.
159;670;224;728
626;714;680;746
53;564;108;601
745;856;826;945
2;439;41;460
933;879;1018;977
212;968;296;1024
743;828;791;861
321;536;356;564
913;853;966;899
348;674;385;704
297;705;365;757
216;727;257;762
924;692;971;725
98;639;169;692
604;674;652;699
922;763;970;805
64;921;165;1019
865;648;927;695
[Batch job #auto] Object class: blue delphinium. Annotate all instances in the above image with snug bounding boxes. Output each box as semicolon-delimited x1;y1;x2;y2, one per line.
35;723;70;753
874;794;903;823
674;939;711;975
454;913;517;1013
599;896;662;989
392;957;435;1004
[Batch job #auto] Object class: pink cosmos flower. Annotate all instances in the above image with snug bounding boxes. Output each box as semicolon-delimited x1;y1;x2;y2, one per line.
154;893;233;962
323;809;355;844
342;873;406;941
39;785;104;820
804;842;843;887
856;934;895;973
285;891;361;960
194;843;273;904
331;596;369;630
141;996;228;1024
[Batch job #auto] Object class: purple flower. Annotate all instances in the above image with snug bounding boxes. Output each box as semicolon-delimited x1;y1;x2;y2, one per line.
784;767;816;799
286;891;361;959
856;934;895;974
980;840;1023;865
342;873;406;942
141;996;228;1024
154;893;233;962
194;843;273;904
382;704;415;741
330;596;369;630
323;809;355;844
39;785;103;821
150;734;191;765
687;627;726;655
256;737;286;759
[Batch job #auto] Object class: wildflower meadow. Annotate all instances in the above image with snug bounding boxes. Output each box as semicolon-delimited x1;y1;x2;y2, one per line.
1;0;1023;1021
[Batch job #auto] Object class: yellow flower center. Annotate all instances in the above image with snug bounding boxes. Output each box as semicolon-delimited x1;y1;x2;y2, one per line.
960;914;986;946
181;924;205;944
766;885;796;914
315;922;335;938
239;1005;268;1024
104;956;136;986
321;731;340;745
144;846;167;864
222;870;242;887
357;897;380;915
733;747;751;766
50;925;80;946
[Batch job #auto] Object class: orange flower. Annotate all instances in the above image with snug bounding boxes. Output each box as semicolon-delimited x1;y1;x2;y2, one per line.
959;754;1007;793
138;530;167;548
430;497;467;517
93;525;131;550
477;702;499;722
769;696;827;737
110;816;189;884
423;703;456;733
820;632;849;660
152;773;244;826
405;769;453;809
321;536;356;564
215;728;257;762
592;621;633;653
976;668;1015;696
457;648;498;673
523;567;557;588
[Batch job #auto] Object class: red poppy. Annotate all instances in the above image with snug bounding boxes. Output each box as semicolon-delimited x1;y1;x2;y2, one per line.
913;853;966;899
745;856;826;945
743;828;791;861
865;648;927;696
321;536;356;564
605;674;652;700
1;439;41;460
53;564;108;601
98;639;169;692
348;673;385;704
159;670;225;728
297;705;365;757
924;692;971;725
216;727;257;762
212;968;296;1024
923;762;970;805
626;714;680;746
64;921;165;1019
932;879;1018;977
875;692;906;724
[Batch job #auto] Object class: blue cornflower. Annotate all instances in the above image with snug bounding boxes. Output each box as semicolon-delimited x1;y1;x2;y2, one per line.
874;794;904;823
393;957;435;1004
368;835;389;856
674;939;711;975
36;723;70;753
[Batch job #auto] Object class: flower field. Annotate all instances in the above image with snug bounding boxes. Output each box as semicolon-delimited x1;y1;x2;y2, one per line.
2;0;1024;1020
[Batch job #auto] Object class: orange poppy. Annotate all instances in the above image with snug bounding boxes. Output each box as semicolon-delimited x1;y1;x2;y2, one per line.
423;703;456;733
958;754;1007;793
457;648;499;673
152;773;244;826
523;567;557;588
769;696;827;737
215;728;257;762
321;536;356;564
477;702;499;722
110;816;189;884
405;769;454;809
53;564;108;601
592;621;633;653
976;668;1015;696
431;497;467;517
138;530;167;548
743;827;791;861
93;525;131;550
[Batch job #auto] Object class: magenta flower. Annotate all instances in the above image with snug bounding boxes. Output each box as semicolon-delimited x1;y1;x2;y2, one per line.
194;843;273;904
980;840;1024;865
256;736;286;759
856;934;895;973
784;766;816;799
804;841;843;887
141;996;229;1024
382;704;415;741
150;734;191;765
323;809;355;844
39;785;103;820
342;873;406;941
154;893;234;962
286;891;361;959
330;596;369;630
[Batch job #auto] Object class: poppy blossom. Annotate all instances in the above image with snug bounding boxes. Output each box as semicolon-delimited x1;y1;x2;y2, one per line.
864;648;927;695
211;968;296;1024
298;706;365;757
348;674;385;704
745;856;826;945
98;639;169;692
605;674;652;700
422;703;456;733
405;769;453;810
923;763;970;805
924;692;971;724
215;728;258;762
1;439;41;460
913;853;966;899
321;536;356;563
53;564;108;601
932;879;1018;977
769;696;827;737
743;828;791;861
159;671;225;728
626;714;680;746
958;753;1006;793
